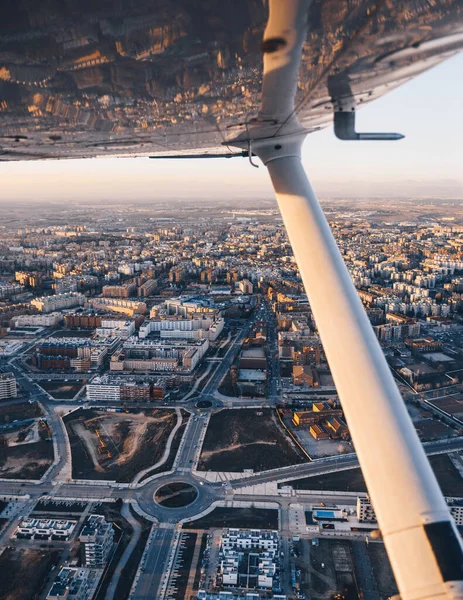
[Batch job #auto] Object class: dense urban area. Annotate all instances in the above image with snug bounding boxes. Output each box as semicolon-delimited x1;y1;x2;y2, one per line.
1;196;463;600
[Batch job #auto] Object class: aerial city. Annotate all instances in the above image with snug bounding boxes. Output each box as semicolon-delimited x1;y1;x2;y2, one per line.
1;0;463;599
0;195;462;600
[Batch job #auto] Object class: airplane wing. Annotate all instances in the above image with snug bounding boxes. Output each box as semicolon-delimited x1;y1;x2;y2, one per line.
0;0;461;160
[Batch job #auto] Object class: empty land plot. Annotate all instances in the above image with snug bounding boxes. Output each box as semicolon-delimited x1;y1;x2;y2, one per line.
64;408;177;482
39;380;85;399
138;410;190;481
198;408;306;472
0;439;54;479
0;547;60;600
430;396;463;417
309;539;356;600
32;500;87;513
368;542;398;598
414;418;455;440
183;507;279;530
281;454;463;497
0;401;43;424
3;421;41;447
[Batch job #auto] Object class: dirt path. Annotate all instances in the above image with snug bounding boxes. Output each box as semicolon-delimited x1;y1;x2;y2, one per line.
200;440;277;460
73;422;104;472
116;419;149;466
0;456;51;477
132;408;182;483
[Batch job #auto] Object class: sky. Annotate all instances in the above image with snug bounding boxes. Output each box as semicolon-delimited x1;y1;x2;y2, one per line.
0;53;462;203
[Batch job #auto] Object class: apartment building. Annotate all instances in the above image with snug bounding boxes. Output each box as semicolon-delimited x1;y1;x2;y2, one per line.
80;515;114;567
0;372;17;400
31;292;85;313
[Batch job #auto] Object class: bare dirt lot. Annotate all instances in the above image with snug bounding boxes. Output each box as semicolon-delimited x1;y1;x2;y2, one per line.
414;418;455;440
64;408;177;482
308;539;357;600
0;401;43;424
198;408;306;472
0;547;60;600
368;542;398;598
139;409;190;482
3;421;41;446
281;454;463;497
183;507;279;530
39;379;86;399
0;439;54;479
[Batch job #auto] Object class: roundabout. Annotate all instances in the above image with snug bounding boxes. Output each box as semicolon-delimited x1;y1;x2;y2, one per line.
195;399;212;409
134;472;223;523
154;482;198;508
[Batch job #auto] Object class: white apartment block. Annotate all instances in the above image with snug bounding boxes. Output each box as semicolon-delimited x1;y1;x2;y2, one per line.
139;315;224;341
31;292;86;313
96;319;135;338
80;515;114;568
12;312;63;327
222;529;279;553
163;297;214;317
46;566;103;600
357;496;463;527
110;338;209;373
198;593;286;600
220;529;279;591
16;517;77;540
356;497;377;523
0;282;25;298
86;378;121;402
447;502;463;526
89;297;147;315
0;372;17;400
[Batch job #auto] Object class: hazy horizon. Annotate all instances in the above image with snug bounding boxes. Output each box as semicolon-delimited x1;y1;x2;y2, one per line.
0;53;462;204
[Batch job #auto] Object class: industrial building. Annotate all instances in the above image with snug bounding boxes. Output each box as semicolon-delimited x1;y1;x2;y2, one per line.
239;347;267;370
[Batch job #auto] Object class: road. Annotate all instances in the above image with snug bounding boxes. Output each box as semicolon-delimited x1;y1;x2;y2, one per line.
105;502;141;600
351;541;380;600
201;321;251;400
2;309;463;599
130;526;175;600
229;436;463;489
174;413;208;470
6;359;70;481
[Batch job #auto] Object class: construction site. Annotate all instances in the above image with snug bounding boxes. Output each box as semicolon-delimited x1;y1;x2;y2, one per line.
64;408;177;482
0;417;53;480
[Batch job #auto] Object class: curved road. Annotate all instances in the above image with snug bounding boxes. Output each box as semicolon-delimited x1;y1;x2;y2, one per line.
105;502;141;600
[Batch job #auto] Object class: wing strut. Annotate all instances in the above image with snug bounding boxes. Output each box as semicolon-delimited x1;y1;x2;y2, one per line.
228;1;463;598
